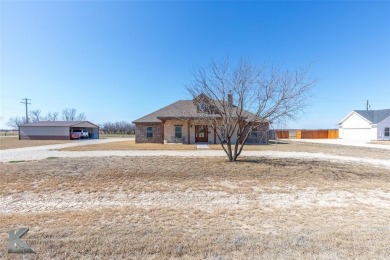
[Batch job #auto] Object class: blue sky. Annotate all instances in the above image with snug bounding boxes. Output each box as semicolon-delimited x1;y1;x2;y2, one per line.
1;1;389;129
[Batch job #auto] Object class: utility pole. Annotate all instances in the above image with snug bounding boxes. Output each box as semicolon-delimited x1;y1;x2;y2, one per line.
366;99;370;111
20;98;31;124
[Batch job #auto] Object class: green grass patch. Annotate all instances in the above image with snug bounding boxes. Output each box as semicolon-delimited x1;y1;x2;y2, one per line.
8;160;26;163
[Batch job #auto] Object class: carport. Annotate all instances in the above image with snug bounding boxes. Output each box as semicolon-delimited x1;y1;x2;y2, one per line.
19;121;100;140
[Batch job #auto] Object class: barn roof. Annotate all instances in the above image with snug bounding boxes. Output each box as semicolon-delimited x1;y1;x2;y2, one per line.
353;109;390;124
20;121;99;128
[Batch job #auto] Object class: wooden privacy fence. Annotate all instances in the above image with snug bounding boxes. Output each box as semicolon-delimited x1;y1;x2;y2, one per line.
275;130;289;139
276;129;339;139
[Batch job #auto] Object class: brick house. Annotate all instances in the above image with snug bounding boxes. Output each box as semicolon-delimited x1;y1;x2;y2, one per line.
133;95;269;144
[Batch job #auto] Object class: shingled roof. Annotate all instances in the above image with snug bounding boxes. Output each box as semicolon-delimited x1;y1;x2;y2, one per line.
20;121;99;127
353;109;390;124
133;100;209;123
132;99;261;124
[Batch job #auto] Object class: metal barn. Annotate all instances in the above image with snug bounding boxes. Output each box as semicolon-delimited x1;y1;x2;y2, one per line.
19;121;99;140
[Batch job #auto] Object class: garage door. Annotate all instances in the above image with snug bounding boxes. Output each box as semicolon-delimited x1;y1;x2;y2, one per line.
343;128;371;141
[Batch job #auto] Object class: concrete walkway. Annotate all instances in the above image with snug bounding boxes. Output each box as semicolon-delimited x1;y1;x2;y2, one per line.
196;144;210;149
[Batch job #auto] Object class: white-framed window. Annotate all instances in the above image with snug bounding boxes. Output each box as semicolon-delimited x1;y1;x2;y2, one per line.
146;127;153;138
175;126;182;139
385;127;390;137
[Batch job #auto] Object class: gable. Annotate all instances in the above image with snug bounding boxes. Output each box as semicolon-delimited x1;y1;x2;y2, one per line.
340;112;372;128
71;121;99;128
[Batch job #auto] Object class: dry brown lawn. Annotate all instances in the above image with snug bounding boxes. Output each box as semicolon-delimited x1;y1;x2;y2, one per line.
210;141;390;160
61;139;390;160
1;156;389;259
0;131;17;136
61;140;197;151
0;137;71;150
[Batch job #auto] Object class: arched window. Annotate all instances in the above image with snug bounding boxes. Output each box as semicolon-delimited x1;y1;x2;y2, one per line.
198;102;206;112
385;127;390;137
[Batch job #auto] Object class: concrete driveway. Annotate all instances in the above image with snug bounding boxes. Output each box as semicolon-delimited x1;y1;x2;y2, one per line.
0;138;133;162
288;139;390;150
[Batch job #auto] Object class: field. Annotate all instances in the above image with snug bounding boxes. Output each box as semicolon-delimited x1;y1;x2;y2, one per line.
0;131;18;137
1;147;390;258
99;133;135;139
0;137;72;150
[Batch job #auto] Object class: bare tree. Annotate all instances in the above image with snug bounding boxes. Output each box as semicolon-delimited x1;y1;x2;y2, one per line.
46;112;59;121
62;108;77;121
100;121;135;134
29;109;42;122
6;108;85;131
187;59;315;161
76;112;86;121
6;117;26;130
62;108;85;121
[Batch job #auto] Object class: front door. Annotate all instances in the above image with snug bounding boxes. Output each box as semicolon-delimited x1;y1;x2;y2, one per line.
195;125;208;142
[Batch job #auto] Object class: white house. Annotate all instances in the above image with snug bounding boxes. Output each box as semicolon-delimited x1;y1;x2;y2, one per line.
338;109;390;141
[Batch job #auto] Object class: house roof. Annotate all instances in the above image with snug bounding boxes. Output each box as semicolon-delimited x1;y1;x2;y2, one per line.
353;109;390;124
338;109;390;125
133;100;204;123
20;121;99;128
132;99;262;124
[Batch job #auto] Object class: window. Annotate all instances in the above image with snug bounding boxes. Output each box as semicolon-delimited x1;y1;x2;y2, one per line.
385;127;390;137
146;127;153;138
250;127;258;138
175;126;182;139
198;102;206;112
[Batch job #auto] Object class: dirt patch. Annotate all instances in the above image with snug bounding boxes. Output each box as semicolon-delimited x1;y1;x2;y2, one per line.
0;156;389;258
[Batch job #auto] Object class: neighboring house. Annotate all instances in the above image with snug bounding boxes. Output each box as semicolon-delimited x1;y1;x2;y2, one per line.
19;121;100;140
338;109;390;141
132;95;269;144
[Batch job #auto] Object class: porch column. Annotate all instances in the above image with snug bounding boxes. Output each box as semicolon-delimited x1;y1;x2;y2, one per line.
187;120;190;144
213;120;217;144
161;120;165;144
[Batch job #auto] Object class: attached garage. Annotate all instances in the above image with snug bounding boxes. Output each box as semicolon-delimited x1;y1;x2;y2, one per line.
19;121;100;140
338;109;390;141
340;128;371;141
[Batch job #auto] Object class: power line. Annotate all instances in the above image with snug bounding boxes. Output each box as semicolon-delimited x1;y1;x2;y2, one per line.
20;98;31;123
